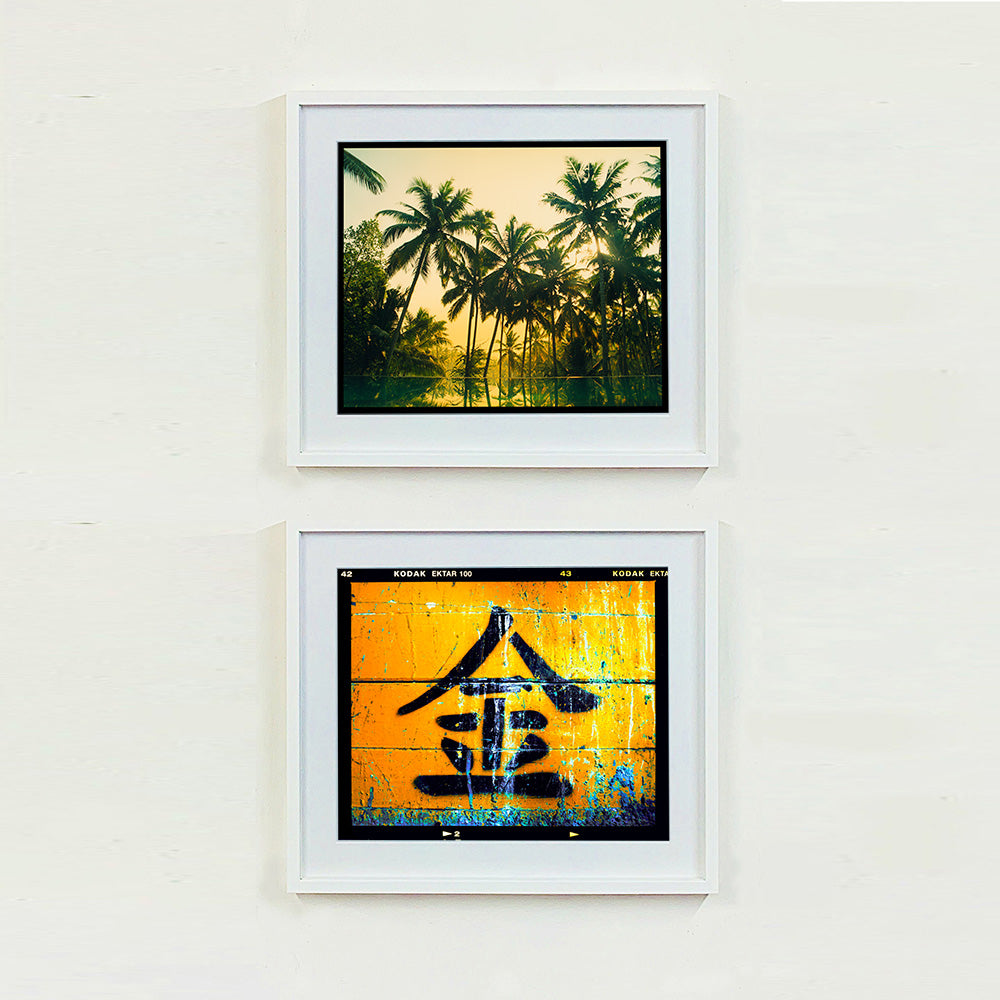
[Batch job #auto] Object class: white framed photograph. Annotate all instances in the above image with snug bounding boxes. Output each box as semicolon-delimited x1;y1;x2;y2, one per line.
287;92;718;467
288;526;718;894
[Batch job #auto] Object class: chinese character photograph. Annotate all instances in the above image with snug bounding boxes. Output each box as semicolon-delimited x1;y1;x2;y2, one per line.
339;143;665;412
340;570;666;840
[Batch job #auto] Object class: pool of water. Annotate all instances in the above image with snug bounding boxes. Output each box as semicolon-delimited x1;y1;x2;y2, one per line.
343;376;663;409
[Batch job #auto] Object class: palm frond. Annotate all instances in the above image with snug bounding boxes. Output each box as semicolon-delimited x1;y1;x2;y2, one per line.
384;233;427;277
342;151;386;194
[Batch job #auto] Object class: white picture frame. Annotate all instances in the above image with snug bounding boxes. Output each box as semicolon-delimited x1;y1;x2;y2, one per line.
287;92;718;468
287;526;718;894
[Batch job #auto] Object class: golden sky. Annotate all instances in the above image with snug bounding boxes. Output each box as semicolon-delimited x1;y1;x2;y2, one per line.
343;144;660;348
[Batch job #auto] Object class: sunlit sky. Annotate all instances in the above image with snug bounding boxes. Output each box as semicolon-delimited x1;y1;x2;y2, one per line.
343;144;660;348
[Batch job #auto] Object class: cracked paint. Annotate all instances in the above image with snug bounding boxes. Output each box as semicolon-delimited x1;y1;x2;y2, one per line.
348;578;658;828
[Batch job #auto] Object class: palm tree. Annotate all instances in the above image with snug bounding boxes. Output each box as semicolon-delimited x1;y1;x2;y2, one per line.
360;285;405;378
343;151;386;194
442;209;495;383
499;328;521;401
543;157;628;400
632;154;662;249
480;217;542;382
441;255;480;404
377;179;472;393
627;164;664;381
511;278;549;403
554;270;596;371
529;242;578;382
602;221;661;381
393;308;451;376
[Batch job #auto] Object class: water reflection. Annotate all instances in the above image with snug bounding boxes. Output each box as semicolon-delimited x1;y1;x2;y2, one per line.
344;376;662;409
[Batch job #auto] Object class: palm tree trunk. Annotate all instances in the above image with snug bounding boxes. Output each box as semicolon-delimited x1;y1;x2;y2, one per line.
618;288;631;380
529;332;534;399
549;302;558;375
550;330;558;405
635;288;653;381
463;298;474;381
549;301;559;406
465;231;484;382
483;311;503;382
464;297;481;406
591;230;612;402
379;245;428;396
468;297;480;375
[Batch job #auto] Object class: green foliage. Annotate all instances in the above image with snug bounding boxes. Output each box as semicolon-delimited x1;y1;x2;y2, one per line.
342;219;393;377
632;155;662;248
344;219;385;273
375;179;473;388
343;151;386;194
388;308;451;377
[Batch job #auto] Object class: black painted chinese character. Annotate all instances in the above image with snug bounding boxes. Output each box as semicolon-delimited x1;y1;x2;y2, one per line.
398;606;600;799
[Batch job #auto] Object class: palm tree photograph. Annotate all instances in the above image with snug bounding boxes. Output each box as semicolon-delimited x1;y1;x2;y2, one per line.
339;142;665;411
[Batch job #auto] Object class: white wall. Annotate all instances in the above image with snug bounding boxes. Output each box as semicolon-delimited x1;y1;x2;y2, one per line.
3;1;999;996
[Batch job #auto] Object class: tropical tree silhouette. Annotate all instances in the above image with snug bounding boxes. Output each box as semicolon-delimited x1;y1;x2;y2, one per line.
632;155;662;249
441;253;479;404
442;209;496;383
343;151;386;194
377;178;472;392
511;276;549;403
341;219;401;384
480;217;542;381
388;308;451;376
543;157;628;398
602;221;660;381
499;328;522;401
529;242;576;377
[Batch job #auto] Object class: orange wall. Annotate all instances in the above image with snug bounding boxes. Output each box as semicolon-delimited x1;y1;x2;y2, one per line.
350;579;657;819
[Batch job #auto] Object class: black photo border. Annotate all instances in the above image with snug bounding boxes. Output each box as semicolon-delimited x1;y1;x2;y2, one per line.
336;566;669;842
337;140;668;415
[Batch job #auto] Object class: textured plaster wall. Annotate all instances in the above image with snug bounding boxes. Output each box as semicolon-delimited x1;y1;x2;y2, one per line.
3;1;999;996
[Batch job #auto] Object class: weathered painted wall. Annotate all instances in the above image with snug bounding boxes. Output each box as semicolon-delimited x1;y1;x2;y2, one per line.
4;0;1000;997
349;579;656;822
